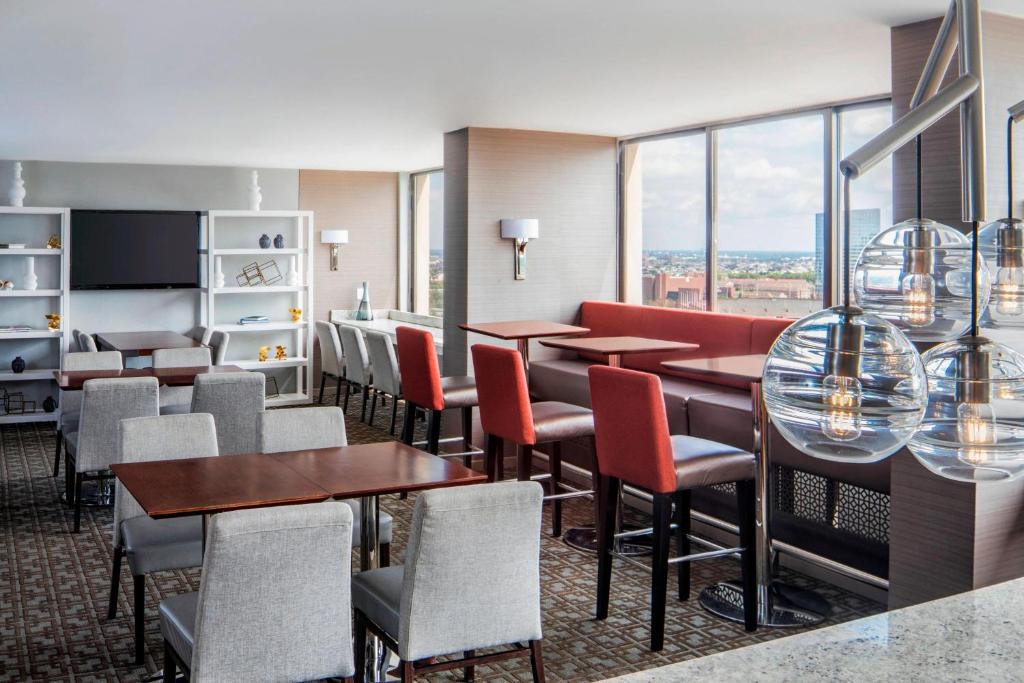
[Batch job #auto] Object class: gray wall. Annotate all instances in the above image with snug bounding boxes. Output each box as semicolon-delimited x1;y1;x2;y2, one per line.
0;160;298;335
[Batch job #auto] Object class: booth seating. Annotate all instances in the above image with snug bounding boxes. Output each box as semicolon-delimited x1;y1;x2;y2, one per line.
528;300;891;578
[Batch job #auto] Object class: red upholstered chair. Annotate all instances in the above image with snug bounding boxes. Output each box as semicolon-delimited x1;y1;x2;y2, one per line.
588;365;758;651
395;326;479;463
471;344;595;537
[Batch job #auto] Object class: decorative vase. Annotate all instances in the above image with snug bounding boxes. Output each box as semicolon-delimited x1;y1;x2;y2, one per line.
259;234;271;249
24;256;37;291
248;170;262;211
214;256;225;288
42;396;56;413
356;281;373;321
285;256;298;286
11;356;25;373
274;234;285;249
8;161;26;207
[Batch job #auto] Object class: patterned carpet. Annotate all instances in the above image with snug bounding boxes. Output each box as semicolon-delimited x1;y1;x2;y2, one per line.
0;391;884;682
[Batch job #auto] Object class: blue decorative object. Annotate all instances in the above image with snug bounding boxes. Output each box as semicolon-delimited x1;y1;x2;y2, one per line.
11;356;25;373
259;234;271;249
273;234;285;249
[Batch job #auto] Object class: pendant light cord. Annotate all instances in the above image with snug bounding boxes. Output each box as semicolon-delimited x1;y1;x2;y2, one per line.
1009;116;1015;220
971;218;980;337
916;135;923;220
843;174;852;308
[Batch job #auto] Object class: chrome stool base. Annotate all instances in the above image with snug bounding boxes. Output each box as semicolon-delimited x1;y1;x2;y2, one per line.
699;579;828;628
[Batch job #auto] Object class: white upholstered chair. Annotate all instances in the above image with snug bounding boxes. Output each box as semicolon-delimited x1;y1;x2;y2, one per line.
54;350;123;479
190;372;265;455
152;347;212;415
365;329;402;435
315;320;345;406
206;330;230;365
338;324;373;422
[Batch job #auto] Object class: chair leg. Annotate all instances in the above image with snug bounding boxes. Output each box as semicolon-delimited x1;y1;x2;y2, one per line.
343;380;351;413
107;545;123;619
595;475;618;620
461;406;473;467
53;428;62;477
426;410;442;454
162;640;176;683
650;493;672;652
64;452;74;505
529;640;547;683
73;473;84;533
361;385;370;423
354;611;367;682
737;479;758;632
380;542;391;568
133;574;145;664
390;397;399;435
400;661;415;683
402;402;417;445
485;434;501;482
318;372;327;404
369;389;379;425
550;442;563;538
464;649;475;682
675;489;691;601
517;444;532;482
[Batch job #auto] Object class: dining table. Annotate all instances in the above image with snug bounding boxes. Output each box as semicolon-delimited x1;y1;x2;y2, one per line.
54;364;246;390
95;330;204;357
661;354;828;628
111;440;486;682
459;320;589;372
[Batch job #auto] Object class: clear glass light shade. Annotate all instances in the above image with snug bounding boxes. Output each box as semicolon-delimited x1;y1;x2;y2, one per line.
764;306;928;463
853;218;990;343
978;218;1024;327
908;336;1024;482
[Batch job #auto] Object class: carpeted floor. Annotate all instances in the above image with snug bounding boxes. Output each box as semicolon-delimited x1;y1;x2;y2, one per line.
0;391;884;682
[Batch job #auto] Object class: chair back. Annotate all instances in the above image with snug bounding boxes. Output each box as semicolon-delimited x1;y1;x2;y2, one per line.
258;406;347;453
399;481;543;661
395;326;443;411
78;331;98;353
70;328;84;352
64;351;123;371
186;325;212;345
315;321;344;378
76;377;159;472
190;503;355;681
115;414;218;547
152;347;212;368
338;325;371;385
365;330;401;396
588;365;676;493
207;330;230;365
190;372;265;455
471;344;534;445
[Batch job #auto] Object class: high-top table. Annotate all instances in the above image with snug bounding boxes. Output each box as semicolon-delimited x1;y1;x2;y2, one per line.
662;354;827;628
539;336;700;554
95;330;204;357
54;364;245;389
460;320;589;372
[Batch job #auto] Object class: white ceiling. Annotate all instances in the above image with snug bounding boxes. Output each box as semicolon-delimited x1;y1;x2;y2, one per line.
0;0;1020;172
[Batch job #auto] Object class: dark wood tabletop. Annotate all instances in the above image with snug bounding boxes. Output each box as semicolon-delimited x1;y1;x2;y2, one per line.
269;441;486;499
55;365;245;390
96;331;204;356
460;320;590;340
661;354;767;384
539;336;699;355
111;453;333;518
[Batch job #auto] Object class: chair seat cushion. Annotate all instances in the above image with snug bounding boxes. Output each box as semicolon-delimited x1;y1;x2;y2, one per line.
159;385;194;411
440;376;478;409
670;434;754;490
351;565;403;639
159;591;197;668
531;402;594;444
121;516;203;575
337;499;393;545
159;403;193;416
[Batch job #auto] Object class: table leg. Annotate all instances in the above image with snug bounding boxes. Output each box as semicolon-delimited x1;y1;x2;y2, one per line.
202;514;209;557
517;338;530;374
697;382;829;627
360;496;389;682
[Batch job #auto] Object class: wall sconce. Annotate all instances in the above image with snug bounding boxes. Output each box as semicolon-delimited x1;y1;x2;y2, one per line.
500;219;539;280
320;229;349;271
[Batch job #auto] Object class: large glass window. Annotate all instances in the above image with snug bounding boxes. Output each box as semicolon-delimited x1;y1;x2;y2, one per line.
411;170;444;317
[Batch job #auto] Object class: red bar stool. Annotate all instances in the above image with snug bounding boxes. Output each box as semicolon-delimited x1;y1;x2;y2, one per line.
588;365;758;651
395;326;481;464
471;343;595;537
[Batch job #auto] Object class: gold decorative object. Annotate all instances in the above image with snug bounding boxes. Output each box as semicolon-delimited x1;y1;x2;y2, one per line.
44;314;61;331
46;234;61;249
288;307;302;322
235;260;282;287
0;280;13;289
275;345;287;361
258;346;270;362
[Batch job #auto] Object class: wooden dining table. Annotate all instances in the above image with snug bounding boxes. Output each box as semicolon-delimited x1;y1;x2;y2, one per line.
54;365;246;390
460;320;589;371
95;330;204;357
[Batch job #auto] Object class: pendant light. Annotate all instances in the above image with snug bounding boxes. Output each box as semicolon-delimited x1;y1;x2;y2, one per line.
978;100;1024;327
763;177;928;463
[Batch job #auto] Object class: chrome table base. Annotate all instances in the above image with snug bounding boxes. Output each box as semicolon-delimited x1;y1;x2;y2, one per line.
699;579;828;628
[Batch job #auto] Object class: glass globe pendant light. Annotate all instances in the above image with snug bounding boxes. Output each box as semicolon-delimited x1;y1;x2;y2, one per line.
764;177;928;463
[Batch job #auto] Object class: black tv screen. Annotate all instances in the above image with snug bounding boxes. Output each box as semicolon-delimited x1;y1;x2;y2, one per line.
71;210;201;289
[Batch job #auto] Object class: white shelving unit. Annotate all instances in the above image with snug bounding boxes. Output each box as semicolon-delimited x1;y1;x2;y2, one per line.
0;207;70;425
202;210;314;408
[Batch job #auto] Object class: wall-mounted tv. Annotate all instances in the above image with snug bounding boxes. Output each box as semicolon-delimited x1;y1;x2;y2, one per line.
71;210;201;290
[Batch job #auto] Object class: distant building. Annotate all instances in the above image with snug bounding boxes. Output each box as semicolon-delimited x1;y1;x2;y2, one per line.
642;272;706;310
815;208;881;298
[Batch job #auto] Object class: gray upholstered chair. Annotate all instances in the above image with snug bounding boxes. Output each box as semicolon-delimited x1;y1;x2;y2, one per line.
365;329;402;435
185;325;212;345
206;330;230;365
109;413;218;664
70;328;84;352
353;481;545;682
66;377;159;533
54;350;123;479
315;320;345;406
190;372;265;455
338;324;374;422
159;503;356;682
152;347;212;415
78;331;99;352
257;406;393;566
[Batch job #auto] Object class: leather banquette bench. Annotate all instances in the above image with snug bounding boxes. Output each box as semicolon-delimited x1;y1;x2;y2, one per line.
528;300;890;577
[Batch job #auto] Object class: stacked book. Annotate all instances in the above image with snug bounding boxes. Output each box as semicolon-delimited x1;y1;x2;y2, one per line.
0;325;33;332
0;243;26;249
238;316;270;325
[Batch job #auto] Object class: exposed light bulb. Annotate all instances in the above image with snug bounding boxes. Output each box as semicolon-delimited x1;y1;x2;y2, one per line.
956;401;997;465
994;266;1024;317
901;272;936;327
822;374;863;442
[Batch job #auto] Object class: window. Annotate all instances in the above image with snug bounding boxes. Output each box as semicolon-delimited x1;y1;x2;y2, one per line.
411;170;444;317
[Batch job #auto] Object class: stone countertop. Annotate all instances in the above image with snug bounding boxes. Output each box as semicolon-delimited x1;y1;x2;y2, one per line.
329;310;443;348
604;578;1023;682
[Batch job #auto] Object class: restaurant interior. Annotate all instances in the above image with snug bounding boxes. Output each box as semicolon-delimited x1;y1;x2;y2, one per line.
2;1;1024;681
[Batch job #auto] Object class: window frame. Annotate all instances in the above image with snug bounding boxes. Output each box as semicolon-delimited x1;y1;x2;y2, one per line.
408;167;444;316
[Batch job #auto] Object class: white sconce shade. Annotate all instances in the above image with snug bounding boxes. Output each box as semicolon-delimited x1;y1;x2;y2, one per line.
320;229;349;271
500;219;539;241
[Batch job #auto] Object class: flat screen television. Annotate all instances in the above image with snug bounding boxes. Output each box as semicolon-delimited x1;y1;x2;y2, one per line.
71;210;201;289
